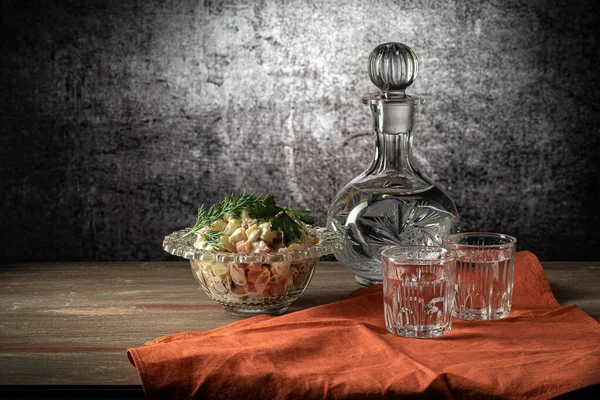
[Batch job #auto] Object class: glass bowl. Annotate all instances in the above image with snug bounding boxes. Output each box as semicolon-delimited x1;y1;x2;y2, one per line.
163;226;345;316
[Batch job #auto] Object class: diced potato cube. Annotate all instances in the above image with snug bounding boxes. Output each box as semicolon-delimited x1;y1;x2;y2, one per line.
221;240;236;252
246;224;261;243
223;218;242;236
259;222;278;242
211;220;227;231
251;240;271;253
229;227;247;244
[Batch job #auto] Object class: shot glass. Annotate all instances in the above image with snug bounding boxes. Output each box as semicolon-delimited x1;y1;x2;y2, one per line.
381;246;455;338
443;232;517;321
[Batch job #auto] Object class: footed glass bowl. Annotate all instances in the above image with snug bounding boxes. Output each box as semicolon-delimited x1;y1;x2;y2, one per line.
163;226;344;316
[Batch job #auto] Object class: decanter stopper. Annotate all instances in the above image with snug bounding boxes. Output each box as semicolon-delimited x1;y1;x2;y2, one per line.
363;42;423;133
367;42;419;95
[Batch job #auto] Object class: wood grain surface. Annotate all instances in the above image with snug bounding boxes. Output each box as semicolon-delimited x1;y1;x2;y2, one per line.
0;261;598;392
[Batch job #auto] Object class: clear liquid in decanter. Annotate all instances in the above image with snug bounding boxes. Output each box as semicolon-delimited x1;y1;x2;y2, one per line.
328;181;458;286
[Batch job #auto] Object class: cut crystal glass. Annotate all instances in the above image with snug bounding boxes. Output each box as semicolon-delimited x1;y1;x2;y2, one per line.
327;42;459;286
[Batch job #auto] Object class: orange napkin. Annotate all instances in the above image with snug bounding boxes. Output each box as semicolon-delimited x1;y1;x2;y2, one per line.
127;252;600;399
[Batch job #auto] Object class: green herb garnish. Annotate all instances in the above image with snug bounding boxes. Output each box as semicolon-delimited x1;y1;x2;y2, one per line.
183;192;314;248
182;192;267;239
248;198;315;247
198;229;222;249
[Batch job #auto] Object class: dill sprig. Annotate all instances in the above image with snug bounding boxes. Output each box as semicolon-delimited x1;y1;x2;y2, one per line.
182;192;268;239
183;192;314;249
200;229;223;249
217;192;269;219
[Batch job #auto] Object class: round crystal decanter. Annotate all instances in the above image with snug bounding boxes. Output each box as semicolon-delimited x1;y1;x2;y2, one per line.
327;42;459;287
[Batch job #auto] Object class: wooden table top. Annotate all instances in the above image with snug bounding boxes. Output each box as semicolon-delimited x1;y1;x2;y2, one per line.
1;261;599;397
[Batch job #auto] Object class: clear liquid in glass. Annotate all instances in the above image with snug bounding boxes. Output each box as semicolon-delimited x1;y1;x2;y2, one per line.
383;263;454;338
454;252;514;320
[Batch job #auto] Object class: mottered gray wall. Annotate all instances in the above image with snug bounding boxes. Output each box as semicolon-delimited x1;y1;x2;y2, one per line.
1;0;599;262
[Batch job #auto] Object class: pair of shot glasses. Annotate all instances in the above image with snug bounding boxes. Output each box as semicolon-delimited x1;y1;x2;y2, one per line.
382;232;517;339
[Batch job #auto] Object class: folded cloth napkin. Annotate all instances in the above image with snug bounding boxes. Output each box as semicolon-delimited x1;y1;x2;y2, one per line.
127;252;600;399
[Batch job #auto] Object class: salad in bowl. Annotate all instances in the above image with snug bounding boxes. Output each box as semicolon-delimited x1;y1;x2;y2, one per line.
163;193;344;316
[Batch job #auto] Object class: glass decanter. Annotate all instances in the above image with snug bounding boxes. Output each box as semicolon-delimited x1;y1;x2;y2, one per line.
327;42;459;286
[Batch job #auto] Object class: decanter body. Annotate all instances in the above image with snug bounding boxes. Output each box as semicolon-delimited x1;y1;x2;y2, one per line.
327;43;459;286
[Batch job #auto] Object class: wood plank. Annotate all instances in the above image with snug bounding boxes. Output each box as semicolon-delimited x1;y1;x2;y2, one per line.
542;264;600;321
0;262;360;385
0;261;598;387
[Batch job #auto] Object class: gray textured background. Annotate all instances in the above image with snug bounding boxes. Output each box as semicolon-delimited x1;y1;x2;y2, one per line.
1;0;599;262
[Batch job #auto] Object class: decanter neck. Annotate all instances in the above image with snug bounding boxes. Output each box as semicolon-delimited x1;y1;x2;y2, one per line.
367;102;419;174
368;131;419;174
